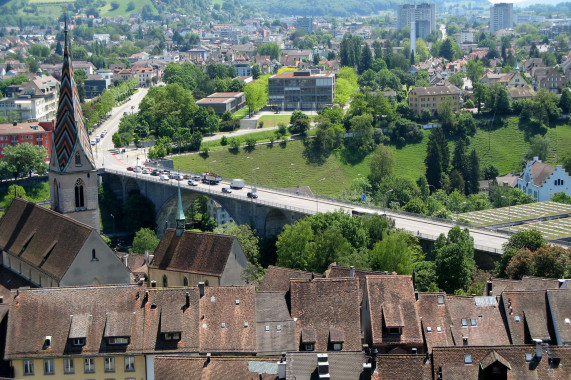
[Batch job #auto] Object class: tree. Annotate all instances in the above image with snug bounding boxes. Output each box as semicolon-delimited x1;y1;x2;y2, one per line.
368;144;394;188
414;261;438;292
1;143;47;179
434;226;475;293
369;231;423;274
525;135;549;162
425;127;449;189
507;246;570;279
214;221;261;268
452;139;468;178
498;228;546;277
257;42;280;60
466;149;480;195
438;98;454;131
347;113;374;155
289;111;310;135
438;37;461;61
466;59;484;84
132;228;160;254
560;88;571;114
561;149;571;174
358;43;373;74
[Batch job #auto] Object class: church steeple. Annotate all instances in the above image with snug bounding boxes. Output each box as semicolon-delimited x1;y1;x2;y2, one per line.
48;11;100;232
175;183;186;237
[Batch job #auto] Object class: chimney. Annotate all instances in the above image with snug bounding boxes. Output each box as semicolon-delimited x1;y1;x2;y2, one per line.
145;251;149;264
13;121;17;126
534;339;542;360
198;282;205;298
317;354;329;378
349;266;355;278
310;272;315;281
278;353;286;379
185;292;190;307
486;281;493;296
206;352;211;365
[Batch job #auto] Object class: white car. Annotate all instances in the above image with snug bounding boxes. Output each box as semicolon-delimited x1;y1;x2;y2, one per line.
90;140;96;146
142;169;149;174
188;180;198;186
133;167;142;173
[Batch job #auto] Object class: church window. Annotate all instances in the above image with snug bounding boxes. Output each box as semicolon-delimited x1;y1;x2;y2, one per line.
75;151;82;166
183;277;188;286
75;179;85;209
53;179;59;210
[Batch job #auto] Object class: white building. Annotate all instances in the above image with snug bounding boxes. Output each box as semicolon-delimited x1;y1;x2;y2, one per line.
490;3;513;34
517;157;571;202
207;199;234;226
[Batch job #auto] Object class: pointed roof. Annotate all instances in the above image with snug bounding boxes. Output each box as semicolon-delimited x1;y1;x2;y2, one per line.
52;15;95;172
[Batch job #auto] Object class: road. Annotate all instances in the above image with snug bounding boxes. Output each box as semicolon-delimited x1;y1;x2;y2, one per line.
94;87;510;254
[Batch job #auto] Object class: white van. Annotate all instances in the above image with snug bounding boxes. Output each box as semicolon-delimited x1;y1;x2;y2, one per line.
231;179;245;189
160;174;169;181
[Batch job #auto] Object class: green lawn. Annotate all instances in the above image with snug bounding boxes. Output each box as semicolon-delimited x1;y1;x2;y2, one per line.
256;115;292;128
171;117;571;197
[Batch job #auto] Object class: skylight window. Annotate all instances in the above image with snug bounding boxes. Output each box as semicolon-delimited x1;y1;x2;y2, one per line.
461;319;467;327
464;355;472;364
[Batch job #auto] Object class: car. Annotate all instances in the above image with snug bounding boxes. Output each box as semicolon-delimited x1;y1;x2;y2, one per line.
133;167;142;173
169;173;178;179
183;174;191;180
160;175;169;181
90;139;96;146
163;169;170;174
247;192;258;199
188;180;198;186
127;167;134;171
142;169;149;174
96;137;100;143
151;170;161;176
222;187;232;193
192;175;201;181
176;175;184;181
103;129;107;134
100;132;105;138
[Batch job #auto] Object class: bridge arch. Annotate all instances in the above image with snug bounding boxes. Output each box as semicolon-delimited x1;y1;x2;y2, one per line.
124;178;140;198
264;208;289;236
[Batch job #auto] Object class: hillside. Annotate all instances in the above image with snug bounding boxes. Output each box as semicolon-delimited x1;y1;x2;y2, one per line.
172;120;571;197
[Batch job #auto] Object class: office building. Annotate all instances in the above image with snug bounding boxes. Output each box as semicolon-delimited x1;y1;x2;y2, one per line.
268;71;335;111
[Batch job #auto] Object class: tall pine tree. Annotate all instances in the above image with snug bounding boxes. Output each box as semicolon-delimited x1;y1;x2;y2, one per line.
359;43;373;74
466;149;480;195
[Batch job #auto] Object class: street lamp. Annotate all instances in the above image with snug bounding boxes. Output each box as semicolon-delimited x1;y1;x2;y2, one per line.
291;163;300;194
252;167;260;192
383;189;394;210
501;195;512;232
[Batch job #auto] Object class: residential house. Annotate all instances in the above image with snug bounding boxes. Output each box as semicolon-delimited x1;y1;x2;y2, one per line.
153;356;280;379
147;229;249;287
207;198;234;226
517;157;571;201
285;351;373;380
536;67;566;93
0;121;52;160
114;68;135;82
234;62;252;77
255;291;297;355
507;85;536;101
290;277;361;352
136;67;156;87
258;265;314;292
407;85;461;116
0;198;131;287
484;276;567;297
362;275;424;354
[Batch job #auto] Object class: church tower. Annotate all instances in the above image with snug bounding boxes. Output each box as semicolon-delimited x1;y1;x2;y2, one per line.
49;15;100;232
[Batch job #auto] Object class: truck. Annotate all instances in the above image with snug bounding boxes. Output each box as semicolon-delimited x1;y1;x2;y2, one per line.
202;172;222;185
230;179;245;189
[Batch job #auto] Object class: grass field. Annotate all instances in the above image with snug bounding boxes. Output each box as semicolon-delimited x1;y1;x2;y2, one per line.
23;0;157;18
171;117;571;197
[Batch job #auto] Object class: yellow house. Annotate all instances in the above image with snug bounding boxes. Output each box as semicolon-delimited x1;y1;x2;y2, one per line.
408;85;461;116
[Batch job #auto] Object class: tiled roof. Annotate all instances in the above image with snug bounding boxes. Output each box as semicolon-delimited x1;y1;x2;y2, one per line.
410;85;461;97
258;265;314;292
255;291;296;355
199;286;257;353
445;295;510;347
546;289;571;345
416;293;454;351
485;276;563;296
529;159;555;187
5;285;145;359
141;288;200;353
153;356;278;380
150;229;236;277
375;354;432;380
0;122;48;135
0;198;92;281
501;290;552;345
432;345;571;379
507;85;535;99
327;265;395;304
0;266;35;304
290;277;361;351
365;275;423;348
286;351;368;380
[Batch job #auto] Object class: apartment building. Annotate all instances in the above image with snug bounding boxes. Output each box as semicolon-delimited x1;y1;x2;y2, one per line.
0;121;52;160
268;71;335;111
397;3;436;39
408;85;461;116
0;75;59;122
490;3;513;34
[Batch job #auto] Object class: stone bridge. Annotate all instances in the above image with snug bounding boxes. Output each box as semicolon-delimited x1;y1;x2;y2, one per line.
102;169;309;237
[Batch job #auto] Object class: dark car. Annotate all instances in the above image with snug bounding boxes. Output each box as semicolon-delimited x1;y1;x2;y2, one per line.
151;170;161;176
247;192;258;199
127;167;134;171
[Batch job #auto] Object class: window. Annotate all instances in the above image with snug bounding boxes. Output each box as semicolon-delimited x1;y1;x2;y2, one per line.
461;319;467;327
333;343;342;351
107;337;129;345
23;360;34;375
72;338;86;346
471;319;477;326
437;295;444;305
304;343;314;351
277;325;282;331
183;277;188;286
91;249;98;261
104;357;115;372
163;275;168;287
84;357;95;373
164;332;181;341
75;151;82;166
387;327;402;335
464;354;472;364
526;353;533;362
63;358;74;374
124;357;135;372
74;179;85;208
44;359;55;375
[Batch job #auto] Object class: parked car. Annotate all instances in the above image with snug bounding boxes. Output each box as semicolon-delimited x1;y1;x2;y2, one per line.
160;175;169;181
188;180;198;186
183;174;191;180
192;175;201;181
142;169;149;174
151;170;161;176
127;167;134;171
175;174;184;181
222;187;232;193
90;139;96;146
247;192;258;199
169;173;178;179
133;167;142;173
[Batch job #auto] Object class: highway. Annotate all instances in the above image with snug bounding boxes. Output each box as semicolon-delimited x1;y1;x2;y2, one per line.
93;87;509;255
